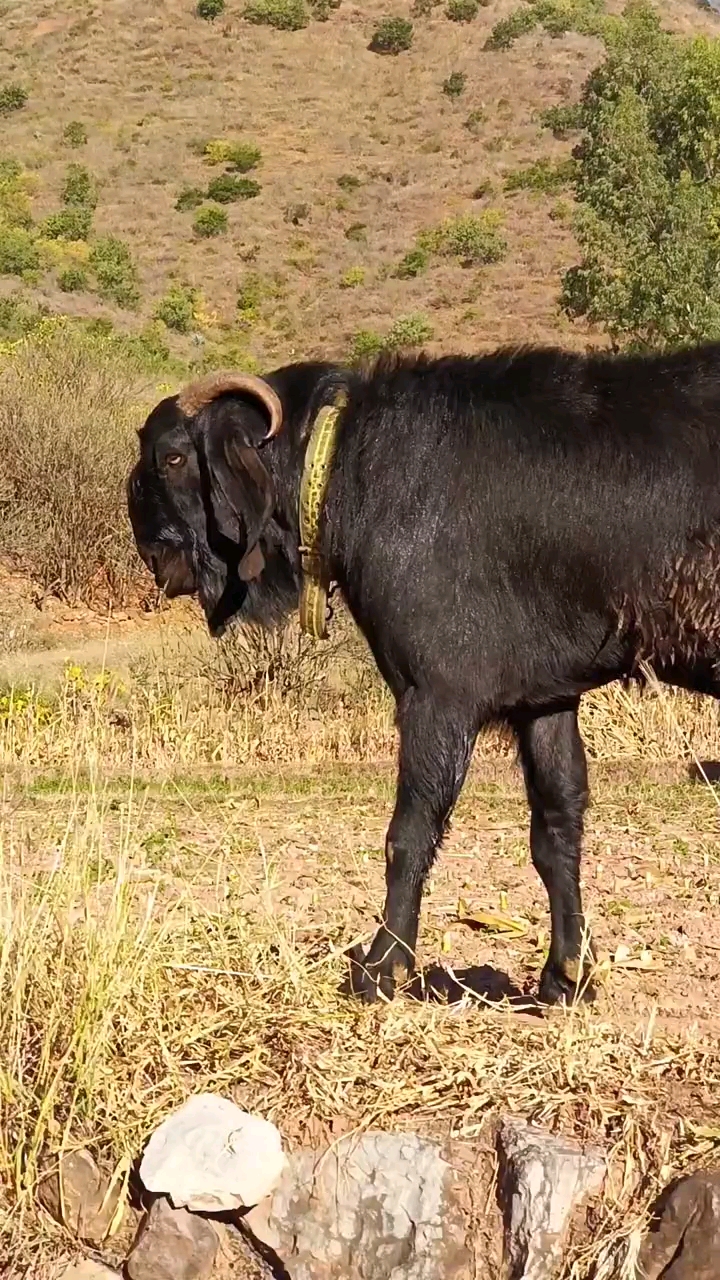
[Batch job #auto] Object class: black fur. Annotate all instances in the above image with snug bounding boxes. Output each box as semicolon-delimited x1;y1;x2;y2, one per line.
128;343;720;1006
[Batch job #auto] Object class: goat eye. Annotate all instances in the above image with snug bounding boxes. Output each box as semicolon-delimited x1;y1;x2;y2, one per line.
165;452;186;469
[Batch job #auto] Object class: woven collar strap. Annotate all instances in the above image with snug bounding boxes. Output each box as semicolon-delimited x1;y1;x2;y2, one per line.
298;390;348;639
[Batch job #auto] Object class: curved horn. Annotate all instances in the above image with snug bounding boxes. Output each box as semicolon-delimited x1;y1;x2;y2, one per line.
177;371;284;440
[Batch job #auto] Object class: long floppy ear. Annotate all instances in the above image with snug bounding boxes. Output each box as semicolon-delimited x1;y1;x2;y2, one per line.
180;372;282;583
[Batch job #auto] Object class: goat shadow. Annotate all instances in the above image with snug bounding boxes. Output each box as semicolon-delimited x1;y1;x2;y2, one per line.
342;956;543;1016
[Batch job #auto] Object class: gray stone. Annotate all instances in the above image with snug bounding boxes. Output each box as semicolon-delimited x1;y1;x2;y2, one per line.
637;1168;720;1279
38;1149;125;1245
126;1197;219;1280
59;1264;121;1280
243;1131;469;1280
139;1093;286;1212
497;1118;606;1280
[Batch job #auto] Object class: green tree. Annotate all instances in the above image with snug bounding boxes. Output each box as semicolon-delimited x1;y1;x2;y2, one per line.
562;1;720;349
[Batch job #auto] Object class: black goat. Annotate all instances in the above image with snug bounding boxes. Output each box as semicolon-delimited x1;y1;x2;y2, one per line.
128;345;720;1006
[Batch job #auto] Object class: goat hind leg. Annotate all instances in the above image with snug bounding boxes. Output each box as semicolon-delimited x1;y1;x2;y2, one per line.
348;689;477;1004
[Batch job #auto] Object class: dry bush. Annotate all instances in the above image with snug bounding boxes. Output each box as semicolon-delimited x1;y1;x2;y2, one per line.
0;320;154;605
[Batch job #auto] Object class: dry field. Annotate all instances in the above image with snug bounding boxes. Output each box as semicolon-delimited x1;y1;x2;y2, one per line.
2;0;720;1277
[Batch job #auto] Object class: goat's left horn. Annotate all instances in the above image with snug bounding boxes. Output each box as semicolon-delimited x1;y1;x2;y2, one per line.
177;372;284;440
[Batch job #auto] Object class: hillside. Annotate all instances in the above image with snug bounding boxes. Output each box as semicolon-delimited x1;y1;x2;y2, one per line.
1;0;716;371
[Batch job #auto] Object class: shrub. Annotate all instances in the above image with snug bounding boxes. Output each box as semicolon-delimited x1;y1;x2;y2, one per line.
0;296;45;341
446;0;479;22
197;0;226;16
206;174;261;202
345;222;367;242
89;237;140;308
386;313;433;347
394;246;429;278
442;71;467;98
62;164;97;209
412;0;440;11
561;0;720;349
58;266;88;292
350;329;385;362
0;160;32;229
484;7;537;49
369;17;414;54
340;266;365;288
310;0;341;17
244;0;309;29
464;108;486;135
0;321;149;604
62;121;88;148
202;139;262;172
538;102;583;137
0;227;40;277
337;173;361;191
41;208;93;241
175;186;206;212
0;84;28;115
423;210;507;264
193;205;228;237
504;157;575;194
236;274;265;324
155;283;198;333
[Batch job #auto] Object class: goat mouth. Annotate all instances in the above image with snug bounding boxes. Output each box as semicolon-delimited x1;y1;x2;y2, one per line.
147;548;196;598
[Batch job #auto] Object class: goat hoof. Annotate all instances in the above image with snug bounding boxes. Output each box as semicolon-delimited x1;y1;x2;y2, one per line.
539;961;596;1007
344;939;412;1004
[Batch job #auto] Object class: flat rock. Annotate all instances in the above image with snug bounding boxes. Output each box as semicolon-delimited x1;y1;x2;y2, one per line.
38;1149;124;1244
126;1198;219;1280
59;1263;121;1280
139;1094;286;1212
497;1118;606;1280
637;1168;720;1279
243;1131;469;1280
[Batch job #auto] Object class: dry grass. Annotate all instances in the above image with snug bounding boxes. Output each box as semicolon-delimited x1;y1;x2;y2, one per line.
1;726;719;1277
0;320;155;606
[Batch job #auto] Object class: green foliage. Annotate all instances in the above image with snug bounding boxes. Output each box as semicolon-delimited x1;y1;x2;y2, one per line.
350;313;433;363
421;210;507;264
484;7;537;49
244;0;309;29
350;329;385;362
193;205;228;237
504;157;576;194
0;296;45;340
206;174;261;202
62;164;97;209
175;186;206;212
412;0;440;13
446;0;479;21
340;266;365;288
236;274;265;324
369;17;414;54
89;236;140;308
345;222;367;242
386;313;433;347
0;227;40;277
62;121;88;148
394;246;430;278
538;102;583;137
464;108;486;135
309;0;341;17
58;267;88;292
197;0;226;17
0;160;33;230
561;0;720;348
155;283;198;333
41;208;93;241
0;84;28;115
442;71;467;98
201;139;262;172
337;173;361;191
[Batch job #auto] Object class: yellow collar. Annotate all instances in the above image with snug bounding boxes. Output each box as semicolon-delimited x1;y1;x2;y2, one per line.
298;390;348;639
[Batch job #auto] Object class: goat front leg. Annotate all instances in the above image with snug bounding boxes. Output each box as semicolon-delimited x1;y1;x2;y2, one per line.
514;703;595;1005
349;689;477;1003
